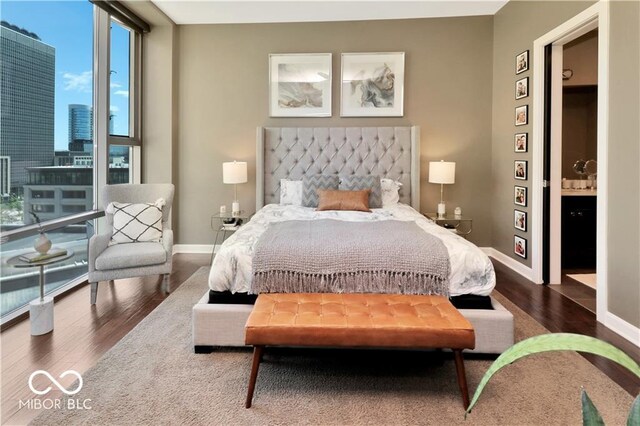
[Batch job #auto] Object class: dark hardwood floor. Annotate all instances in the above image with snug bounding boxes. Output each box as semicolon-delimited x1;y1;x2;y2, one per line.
493;261;639;396
0;254;210;426
1;254;638;425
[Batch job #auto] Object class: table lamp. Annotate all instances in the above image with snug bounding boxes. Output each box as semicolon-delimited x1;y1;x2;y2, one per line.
223;161;248;216
428;160;456;218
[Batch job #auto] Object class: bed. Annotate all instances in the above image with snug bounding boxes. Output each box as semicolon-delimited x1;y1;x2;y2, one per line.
193;126;514;354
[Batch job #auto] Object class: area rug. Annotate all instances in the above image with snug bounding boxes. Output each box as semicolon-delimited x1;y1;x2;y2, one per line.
32;267;634;425
567;273;597;289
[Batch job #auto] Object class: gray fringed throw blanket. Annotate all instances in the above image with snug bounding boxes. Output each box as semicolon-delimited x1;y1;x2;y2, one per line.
251;219;450;296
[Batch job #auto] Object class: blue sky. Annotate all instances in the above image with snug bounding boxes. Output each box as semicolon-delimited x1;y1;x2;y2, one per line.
2;0;130;150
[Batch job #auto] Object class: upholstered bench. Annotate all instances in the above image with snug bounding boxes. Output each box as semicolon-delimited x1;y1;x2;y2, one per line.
244;293;476;409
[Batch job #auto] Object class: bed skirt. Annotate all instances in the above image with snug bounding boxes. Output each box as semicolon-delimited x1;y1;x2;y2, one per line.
207;290;493;310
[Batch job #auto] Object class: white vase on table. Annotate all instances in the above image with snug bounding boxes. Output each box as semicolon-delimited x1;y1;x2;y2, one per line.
34;233;51;255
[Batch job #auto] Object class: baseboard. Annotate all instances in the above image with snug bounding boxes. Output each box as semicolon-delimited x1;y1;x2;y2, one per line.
603;312;640;347
481;247;536;283
173;244;214;254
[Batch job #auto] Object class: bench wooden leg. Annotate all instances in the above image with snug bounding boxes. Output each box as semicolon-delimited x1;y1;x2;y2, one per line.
246;345;264;408
453;349;470;409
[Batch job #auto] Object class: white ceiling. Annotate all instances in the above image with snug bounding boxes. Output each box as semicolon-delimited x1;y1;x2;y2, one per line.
151;1;508;25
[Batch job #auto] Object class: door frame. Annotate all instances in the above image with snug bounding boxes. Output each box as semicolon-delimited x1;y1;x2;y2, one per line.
531;1;609;323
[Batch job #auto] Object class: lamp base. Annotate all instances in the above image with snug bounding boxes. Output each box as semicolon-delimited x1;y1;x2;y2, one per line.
437;202;446;219
232;201;240;217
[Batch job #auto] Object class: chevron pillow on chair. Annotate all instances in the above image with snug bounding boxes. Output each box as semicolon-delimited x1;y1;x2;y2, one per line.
339;175;382;208
106;198;165;244
302;175;339;207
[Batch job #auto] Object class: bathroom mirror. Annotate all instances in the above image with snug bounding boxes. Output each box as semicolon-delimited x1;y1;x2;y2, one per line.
585;159;597;177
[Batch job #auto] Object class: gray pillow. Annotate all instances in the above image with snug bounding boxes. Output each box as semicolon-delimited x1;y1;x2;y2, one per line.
339;175;382;208
302;175;340;207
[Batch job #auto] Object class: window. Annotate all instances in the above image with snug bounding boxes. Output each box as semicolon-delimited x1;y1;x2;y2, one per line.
0;1;146;322
30;190;54;199
0;1;94;226
109;21;131;137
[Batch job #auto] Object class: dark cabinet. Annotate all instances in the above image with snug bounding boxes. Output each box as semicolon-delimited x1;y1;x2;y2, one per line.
562;196;597;269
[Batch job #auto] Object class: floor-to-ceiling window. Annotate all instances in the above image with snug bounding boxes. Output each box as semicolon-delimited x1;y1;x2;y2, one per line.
0;0;146;321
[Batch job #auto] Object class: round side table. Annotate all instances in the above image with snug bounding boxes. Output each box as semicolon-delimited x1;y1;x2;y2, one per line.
7;248;75;336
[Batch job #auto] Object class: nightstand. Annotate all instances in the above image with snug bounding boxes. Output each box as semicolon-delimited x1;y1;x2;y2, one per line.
210;211;252;264
423;213;472;238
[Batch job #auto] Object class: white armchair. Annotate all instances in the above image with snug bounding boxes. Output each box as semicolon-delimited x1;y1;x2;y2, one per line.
88;184;175;304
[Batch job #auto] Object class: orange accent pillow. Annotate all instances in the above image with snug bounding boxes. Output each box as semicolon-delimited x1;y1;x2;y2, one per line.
316;189;371;212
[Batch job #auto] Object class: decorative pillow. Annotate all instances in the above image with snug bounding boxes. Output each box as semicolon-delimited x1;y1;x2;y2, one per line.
339;175;382;208
106;198;165;245
280;179;303;206
302;175;340;207
380;178;403;207
316;190;371;212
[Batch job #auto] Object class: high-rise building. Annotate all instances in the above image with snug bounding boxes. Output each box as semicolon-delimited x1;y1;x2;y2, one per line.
68;104;93;152
0;22;55;195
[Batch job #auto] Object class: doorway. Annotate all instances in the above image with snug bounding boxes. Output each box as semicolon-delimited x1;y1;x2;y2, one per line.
531;2;609;322
547;30;599;313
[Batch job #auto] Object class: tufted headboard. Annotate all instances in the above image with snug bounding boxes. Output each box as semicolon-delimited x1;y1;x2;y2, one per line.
256;126;420;210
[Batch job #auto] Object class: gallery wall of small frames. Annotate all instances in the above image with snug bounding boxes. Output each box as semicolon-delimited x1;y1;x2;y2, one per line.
514;49;529;259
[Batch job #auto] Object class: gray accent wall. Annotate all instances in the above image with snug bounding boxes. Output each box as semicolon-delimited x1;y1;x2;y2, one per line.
491;1;640;328
176;17;495;247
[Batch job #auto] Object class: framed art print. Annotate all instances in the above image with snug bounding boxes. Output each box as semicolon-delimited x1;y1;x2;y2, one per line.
515;77;528;99
514;185;527;206
515;133;528;152
269;53;332;117
516;50;529;74
514;235;527;258
515;105;528;126
515;160;528;180
514;209;527;231
341;52;405;117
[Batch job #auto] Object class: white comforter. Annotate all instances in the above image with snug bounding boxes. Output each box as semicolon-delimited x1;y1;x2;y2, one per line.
208;204;496;297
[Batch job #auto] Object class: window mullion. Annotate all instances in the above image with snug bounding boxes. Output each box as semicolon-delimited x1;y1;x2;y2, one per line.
93;7;110;229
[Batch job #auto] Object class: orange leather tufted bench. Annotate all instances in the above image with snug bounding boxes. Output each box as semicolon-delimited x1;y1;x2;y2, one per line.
244;293;475;409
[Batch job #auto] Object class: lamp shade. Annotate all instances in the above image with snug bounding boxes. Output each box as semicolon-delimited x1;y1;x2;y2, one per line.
428;161;456;184
222;161;248;184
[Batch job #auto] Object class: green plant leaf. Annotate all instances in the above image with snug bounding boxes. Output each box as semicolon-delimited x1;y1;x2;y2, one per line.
466;333;640;415
628;395;640;426
582;390;605;426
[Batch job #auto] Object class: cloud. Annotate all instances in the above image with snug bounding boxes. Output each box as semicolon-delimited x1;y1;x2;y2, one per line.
110;82;122;89
113;90;129;98
110;106;120;113
63;71;92;93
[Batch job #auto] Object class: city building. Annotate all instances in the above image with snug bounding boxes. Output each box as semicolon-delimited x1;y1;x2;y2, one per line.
68;104;93;152
0;156;10;196
22;166;127;223
0;22;55;195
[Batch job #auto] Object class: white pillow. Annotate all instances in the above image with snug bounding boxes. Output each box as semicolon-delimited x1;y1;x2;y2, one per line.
380;178;402;207
280;179;303;206
106;198;165;245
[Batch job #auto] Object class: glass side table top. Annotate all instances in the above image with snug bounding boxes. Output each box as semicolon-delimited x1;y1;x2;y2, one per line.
423;213;472;222
211;211;252;220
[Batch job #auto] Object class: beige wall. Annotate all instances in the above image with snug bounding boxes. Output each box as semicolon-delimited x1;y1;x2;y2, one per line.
492;1;640;327
491;1;595;268
123;1;180;234
563;30;598;86
607;0;639;327
177;17;495;246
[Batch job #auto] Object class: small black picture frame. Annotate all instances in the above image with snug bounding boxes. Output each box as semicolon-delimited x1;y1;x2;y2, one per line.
514;235;527;258
515;133;528;152
514;185;527;207
514;209;527;232
515;105;528;126
514;160;528;180
515;77;529;100
516;50;529;74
